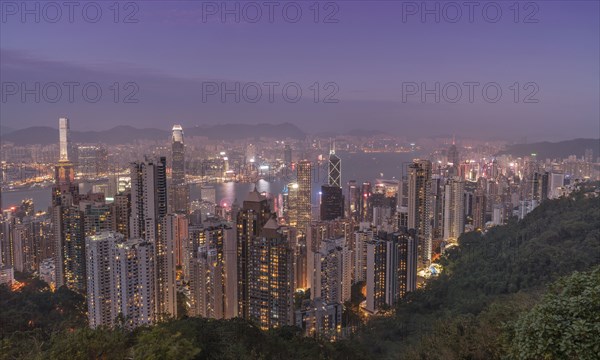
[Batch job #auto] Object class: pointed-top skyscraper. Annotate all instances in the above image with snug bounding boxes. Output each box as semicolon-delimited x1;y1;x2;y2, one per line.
53;117;78;206
328;140;341;188
53;117;85;292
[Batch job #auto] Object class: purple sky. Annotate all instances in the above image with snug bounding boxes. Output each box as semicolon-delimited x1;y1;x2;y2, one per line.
1;1;598;141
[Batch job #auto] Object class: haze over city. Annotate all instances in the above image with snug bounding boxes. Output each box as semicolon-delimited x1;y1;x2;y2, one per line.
1;1;599;140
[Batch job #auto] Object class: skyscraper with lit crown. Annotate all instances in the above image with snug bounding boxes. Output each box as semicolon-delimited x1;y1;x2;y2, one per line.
169;125;189;214
328;141;341;188
52;117;78;207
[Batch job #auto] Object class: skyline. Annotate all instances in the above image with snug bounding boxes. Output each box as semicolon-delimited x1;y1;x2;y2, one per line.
1;2;600;357
1;1;599;141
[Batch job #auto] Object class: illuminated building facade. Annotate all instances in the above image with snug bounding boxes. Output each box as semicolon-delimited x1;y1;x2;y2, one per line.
156;214;179;319
247;217;294;329
365;238;386;313
365;230;417;313
113;191;131;238
129;157;167;241
295;298;342;339
169;125;189;214
311;237;351;304
360;182;372;222
473;189;487;230
54;204;86;292
443;177;465;243
353;225;374;283
408;160;432;264
112;238;156;328
188;221;237;319
86;231;120;329
236;189;271;320
346;180;359;221
328;142;341;188
296;160;312;234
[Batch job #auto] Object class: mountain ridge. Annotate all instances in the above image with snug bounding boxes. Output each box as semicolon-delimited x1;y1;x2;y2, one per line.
497;138;599;159
0;123;307;145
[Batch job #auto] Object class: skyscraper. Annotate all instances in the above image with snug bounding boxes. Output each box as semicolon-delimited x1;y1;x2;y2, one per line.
86;232;155;328
191;246;222;318
188;221;237;319
171;125;185;185
408;160;432;264
86;231;119;329
365;230;417;313
383;230;417;305
113;237;156;328
53;117;78;207
129;157;167;241
113;191;131;238
80;200;113;237
311;237;351;304
166;213;188;268
447;140;459;176
54;204;86;292
51;117;85;292
430;175;444;240
347;180;359;221
321;141;343;221
360;182;372;222
156;214;180;319
237;189;271;319
129;157;174;318
169;125;189;214
320;185;344;221
247;216;294;329
283;183;298;227
328;141;341;188
353;226;374;283
473;188;487;230
443;177;465;243
296;160;312;234
365;238;386;313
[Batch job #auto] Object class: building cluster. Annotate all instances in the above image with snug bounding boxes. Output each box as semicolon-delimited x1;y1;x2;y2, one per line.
0;118;598;339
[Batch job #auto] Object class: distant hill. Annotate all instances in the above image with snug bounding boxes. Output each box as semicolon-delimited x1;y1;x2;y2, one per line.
185;123;305;140
0;126;15;136
497;138;599;159
345;129;385;137
0;123;305;145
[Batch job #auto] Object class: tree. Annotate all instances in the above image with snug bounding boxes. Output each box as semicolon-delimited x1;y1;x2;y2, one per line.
133;327;200;360
47;327;130;360
509;267;600;360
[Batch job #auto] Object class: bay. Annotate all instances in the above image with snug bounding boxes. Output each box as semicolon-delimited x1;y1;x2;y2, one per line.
2;151;420;211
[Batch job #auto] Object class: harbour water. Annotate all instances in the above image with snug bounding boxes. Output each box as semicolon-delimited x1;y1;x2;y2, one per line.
2;151;420;211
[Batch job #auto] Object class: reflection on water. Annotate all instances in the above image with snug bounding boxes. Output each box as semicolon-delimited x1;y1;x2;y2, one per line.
2;151;419;211
190;179;283;206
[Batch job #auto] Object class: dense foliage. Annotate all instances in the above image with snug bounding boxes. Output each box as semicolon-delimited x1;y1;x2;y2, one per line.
1;192;598;359
509;268;600;360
